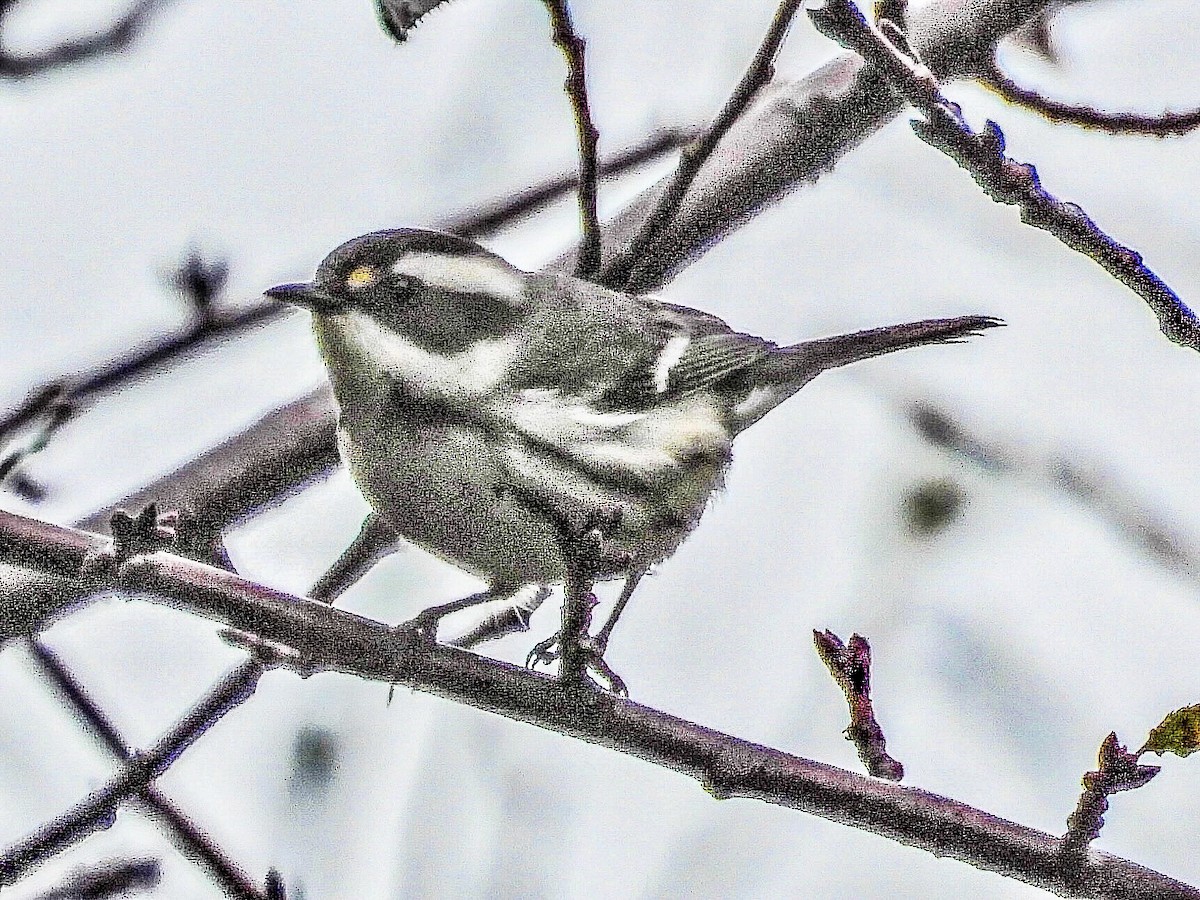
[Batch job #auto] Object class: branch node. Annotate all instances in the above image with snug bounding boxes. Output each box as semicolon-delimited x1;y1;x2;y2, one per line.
814;630;904;781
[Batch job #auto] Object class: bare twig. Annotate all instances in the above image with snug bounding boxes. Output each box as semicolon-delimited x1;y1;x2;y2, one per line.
599;0;802;290
34;857;160;900
0;304;282;452
1061;733;1160;866
813;630;904;781
905;399;1200;583
807;0;1200;351
0;0;178;79
0;654;269;887
981;64;1200;137
27;642;268;900
439;126;698;238
1;510;1198;899
540;0;602;277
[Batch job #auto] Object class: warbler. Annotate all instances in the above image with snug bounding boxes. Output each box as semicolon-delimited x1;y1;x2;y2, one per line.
266;228;999;667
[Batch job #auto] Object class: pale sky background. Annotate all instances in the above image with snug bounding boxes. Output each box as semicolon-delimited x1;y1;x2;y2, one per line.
1;0;1200;897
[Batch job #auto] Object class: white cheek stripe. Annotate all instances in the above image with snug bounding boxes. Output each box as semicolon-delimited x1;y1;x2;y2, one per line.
337;310;517;398
653;334;691;394
391;253;525;303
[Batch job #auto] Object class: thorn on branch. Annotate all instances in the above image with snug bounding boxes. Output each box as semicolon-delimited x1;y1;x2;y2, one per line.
814;630;904;780
540;0;602;278
1060;732;1159;864
110;505;175;563
806;0;1200;352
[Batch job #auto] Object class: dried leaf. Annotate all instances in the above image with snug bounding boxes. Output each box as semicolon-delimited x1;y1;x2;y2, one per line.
375;0;458;42
1142;705;1200;758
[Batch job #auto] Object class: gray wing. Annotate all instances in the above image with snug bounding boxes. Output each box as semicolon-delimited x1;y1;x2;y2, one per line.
506;275;777;410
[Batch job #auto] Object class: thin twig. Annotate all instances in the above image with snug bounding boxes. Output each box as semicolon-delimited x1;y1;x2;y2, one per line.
1;510;1198;899
0;0;178;79
813;630;904;781
1060;733;1160;866
34;858;161;900
540;0;602;277
27;642;268;900
0;133;690;464
0;305;282;450
440;126;698;238
807;0;1200;351
982;64;1200;137
0;655;268;887
599;0;803;290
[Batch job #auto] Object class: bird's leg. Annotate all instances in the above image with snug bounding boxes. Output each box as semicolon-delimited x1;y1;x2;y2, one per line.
397;590;496;643
590;566;649;657
523;507;633;694
450;584;551;649
309;513;399;604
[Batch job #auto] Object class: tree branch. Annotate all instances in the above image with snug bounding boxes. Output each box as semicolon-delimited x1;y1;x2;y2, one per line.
598;0;803;289
806;0;1200;351
0;650;268;888
0;509;1197;899
27;640;269;900
0;0;178;79
540;0;602;277
981;64;1200;137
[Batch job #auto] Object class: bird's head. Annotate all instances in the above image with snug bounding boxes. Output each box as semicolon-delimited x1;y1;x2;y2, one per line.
265;229;531;355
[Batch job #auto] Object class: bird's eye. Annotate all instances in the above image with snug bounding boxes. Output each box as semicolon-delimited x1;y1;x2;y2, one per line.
344;265;379;290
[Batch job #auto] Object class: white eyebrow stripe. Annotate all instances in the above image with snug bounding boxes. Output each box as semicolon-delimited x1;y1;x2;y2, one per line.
653;334;691;393
391;253;525;302
335;310;519;398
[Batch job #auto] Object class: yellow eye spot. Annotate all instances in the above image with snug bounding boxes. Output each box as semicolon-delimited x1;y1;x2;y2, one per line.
345;265;378;289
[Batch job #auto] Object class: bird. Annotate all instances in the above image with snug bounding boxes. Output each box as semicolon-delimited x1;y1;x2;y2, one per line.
266;228;1000;684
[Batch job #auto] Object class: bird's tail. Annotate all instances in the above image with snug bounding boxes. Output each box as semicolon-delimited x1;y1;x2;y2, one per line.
783;315;1003;372
734;315;1002;431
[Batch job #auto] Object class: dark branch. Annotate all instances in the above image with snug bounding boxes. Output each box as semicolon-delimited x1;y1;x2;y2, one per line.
0;653;268;888
0;304;283;452
0;0;177;79
2;510;1198;899
27;641;268;900
599;0;802;290
813;630;904;781
540;0;602;277
982;64;1200;137
806;0;1200;351
35;857;160;900
439;126;698;238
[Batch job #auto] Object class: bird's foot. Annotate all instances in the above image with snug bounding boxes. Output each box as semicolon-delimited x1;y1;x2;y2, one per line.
395;590;495;645
527;630;627;696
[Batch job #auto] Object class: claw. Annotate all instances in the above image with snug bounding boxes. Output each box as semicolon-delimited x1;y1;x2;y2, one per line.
526;633;562;669
526;630;627;694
